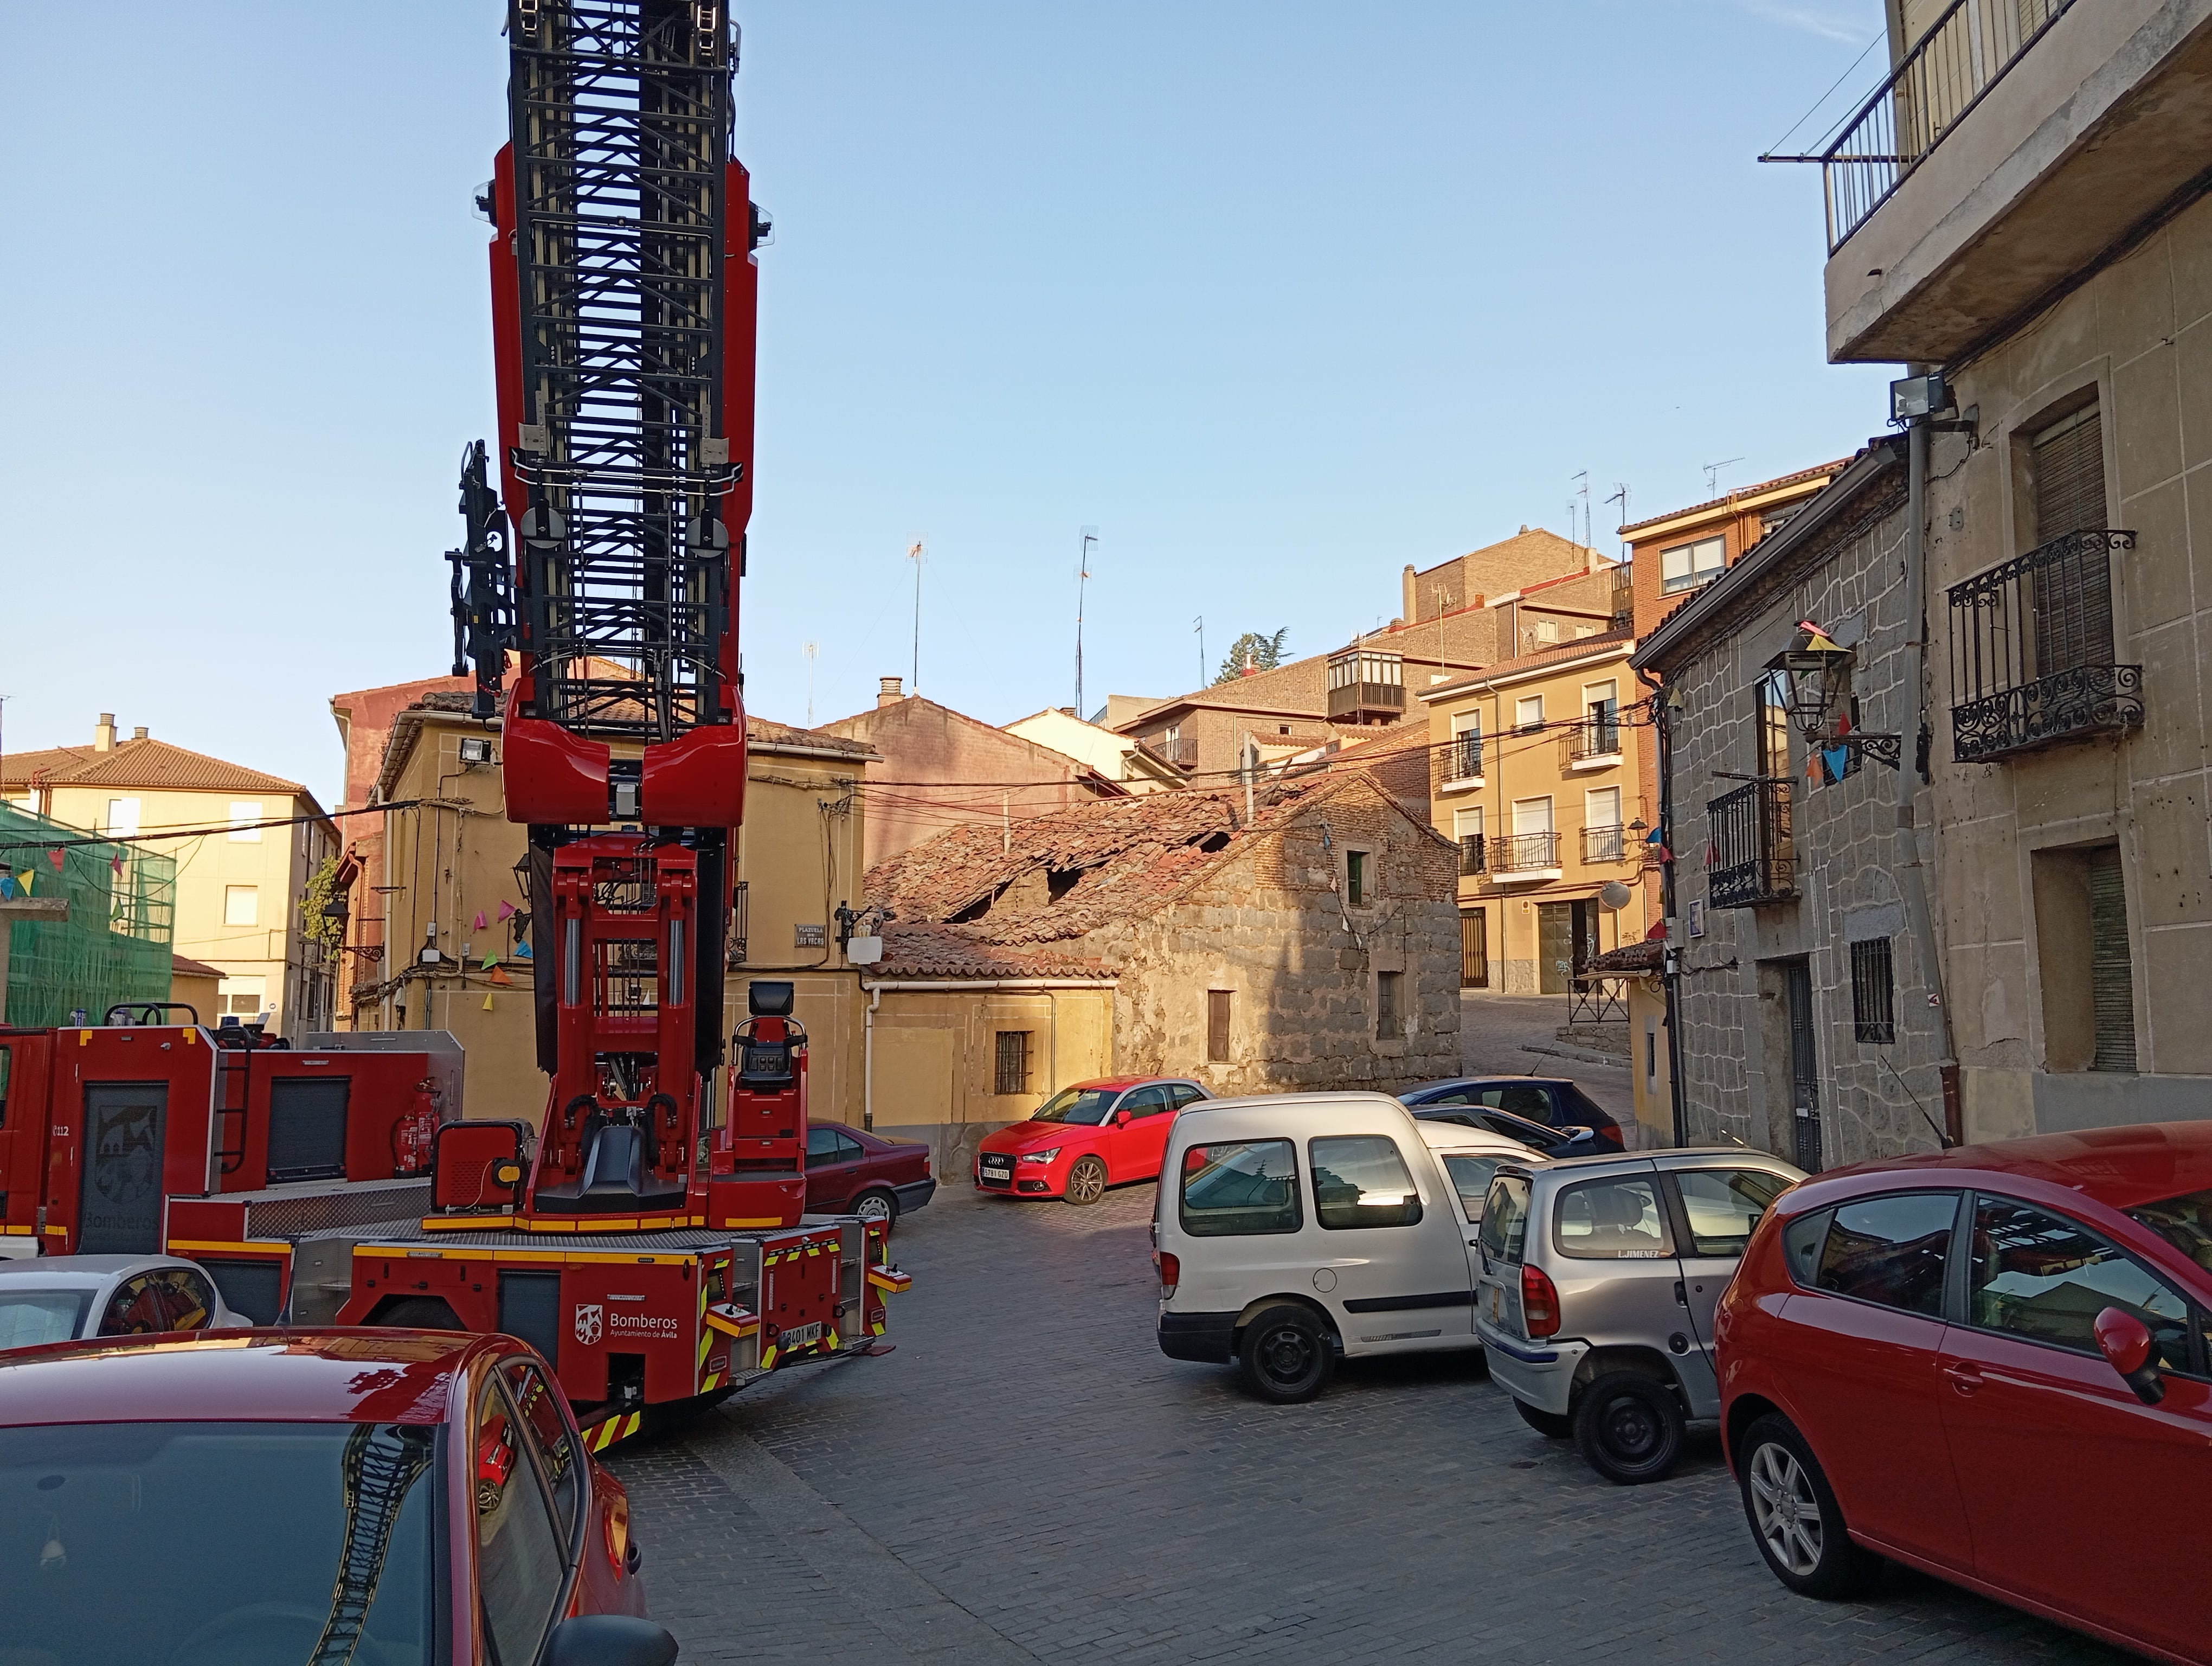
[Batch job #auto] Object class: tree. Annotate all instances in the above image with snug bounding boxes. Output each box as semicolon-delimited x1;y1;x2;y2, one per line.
1212;628;1289;685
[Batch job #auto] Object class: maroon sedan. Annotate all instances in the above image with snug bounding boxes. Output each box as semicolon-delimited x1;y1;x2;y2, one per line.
0;1328;672;1665
806;1120;936;1225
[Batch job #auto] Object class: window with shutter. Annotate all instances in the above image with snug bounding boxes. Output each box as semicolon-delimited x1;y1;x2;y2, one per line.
2088;846;2136;1071
2030;405;2113;677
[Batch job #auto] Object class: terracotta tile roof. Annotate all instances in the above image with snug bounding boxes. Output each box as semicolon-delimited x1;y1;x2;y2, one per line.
2;737;307;797
1618;460;1849;537
748;716;874;758
1417;629;1635;699
0;746;92;792
866;772;1377;971
1585;939;1663;975
171;954;224;979
870;924;1112;979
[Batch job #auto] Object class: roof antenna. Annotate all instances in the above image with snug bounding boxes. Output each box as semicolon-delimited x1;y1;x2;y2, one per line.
1704;457;1745;496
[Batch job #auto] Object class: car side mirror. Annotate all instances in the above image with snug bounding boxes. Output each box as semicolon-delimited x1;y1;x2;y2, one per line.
541;1614;680;1666
1115;1109;1133;1127
2094;1306;2165;1406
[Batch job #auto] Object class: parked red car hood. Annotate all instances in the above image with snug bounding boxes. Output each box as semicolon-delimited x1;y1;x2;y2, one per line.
979;1120;1097;1156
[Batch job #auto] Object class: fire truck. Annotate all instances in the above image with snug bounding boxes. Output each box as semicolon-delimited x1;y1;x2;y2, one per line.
323;0;908;1430
0;2;907;1434
0;1007;461;1320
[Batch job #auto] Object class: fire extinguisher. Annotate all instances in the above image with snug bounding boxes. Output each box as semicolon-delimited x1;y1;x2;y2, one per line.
393;1081;439;1175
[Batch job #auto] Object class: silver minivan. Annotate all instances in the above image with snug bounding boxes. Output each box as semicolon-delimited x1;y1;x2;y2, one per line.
1155;1093;1541;1402
1472;1149;1802;1482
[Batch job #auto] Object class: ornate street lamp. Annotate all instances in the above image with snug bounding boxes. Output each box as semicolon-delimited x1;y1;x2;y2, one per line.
1766;620;1900;771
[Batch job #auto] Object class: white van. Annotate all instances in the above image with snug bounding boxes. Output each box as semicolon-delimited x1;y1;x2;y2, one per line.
1153;1092;1544;1402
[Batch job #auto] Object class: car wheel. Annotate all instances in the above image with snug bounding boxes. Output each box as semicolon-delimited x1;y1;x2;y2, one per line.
1739;1414;1879;1598
1063;1155;1109;1206
369;1296;466;1331
1572;1370;1685;1484
1512;1396;1573;1439
851;1188;897;1227
1236;1305;1334;1403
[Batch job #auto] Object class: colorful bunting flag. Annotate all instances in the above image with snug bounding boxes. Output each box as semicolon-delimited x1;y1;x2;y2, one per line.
513;941;533;960
482;952;500;970
0;875;15;900
1823;745;1851;783
482;994;496;1011
16;870;30;895
497;900;516;921
112;855;124;876
473;910;487;931
48;849;64;869
490;965;513;987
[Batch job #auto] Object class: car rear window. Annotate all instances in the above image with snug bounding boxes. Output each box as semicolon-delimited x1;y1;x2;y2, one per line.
1481;1174;1531;1263
1554;1175;1673;1259
1309;1136;1423;1230
1179;1139;1301;1236
0;1289;91;1349
1815;1192;1958;1317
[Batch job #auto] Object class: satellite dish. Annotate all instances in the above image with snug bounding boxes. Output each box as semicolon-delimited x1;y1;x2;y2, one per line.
1598;881;1634;912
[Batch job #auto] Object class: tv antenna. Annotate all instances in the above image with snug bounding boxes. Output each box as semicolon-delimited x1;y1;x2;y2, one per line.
1075;527;1097;716
906;540;924;690
1704;457;1745;496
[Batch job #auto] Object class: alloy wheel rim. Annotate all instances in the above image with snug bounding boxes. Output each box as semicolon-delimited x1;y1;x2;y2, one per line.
854;1195;891;1223
1748;1442;1823;1576
1069;1162;1104;1201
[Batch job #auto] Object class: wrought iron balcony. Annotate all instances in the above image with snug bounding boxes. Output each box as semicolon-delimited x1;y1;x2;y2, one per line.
1565;720;1622;766
1441;733;1483;783
1489;831;1562;875
1707;780;1795;908
1784;0;2081;251
1458;835;1485;877
1582;824;1626;864
1948;529;2142;762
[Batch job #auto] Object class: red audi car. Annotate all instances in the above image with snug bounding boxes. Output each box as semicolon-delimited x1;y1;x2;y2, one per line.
975;1077;1210;1204
0;1328;673;1665
1717;1123;2212;1663
806;1120;936;1225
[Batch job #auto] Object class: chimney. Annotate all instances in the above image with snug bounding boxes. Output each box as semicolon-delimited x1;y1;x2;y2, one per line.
131;726;148;742
94;713;116;752
877;676;904;708
1401;562;1417;626
1060;706;1076;717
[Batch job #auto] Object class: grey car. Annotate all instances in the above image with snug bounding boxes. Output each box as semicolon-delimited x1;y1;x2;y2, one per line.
1472;1149;1802;1483
0;1255;250;1350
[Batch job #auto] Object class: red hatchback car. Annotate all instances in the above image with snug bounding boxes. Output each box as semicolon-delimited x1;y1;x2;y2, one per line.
0;1328;672;1666
1718;1123;2212;1663
975;1077;1210;1204
806;1120;937;1225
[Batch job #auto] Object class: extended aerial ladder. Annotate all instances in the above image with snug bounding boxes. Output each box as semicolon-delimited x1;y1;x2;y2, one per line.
338;1;908;1418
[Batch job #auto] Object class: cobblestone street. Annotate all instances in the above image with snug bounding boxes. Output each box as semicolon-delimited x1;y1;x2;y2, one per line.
610;1182;2126;1664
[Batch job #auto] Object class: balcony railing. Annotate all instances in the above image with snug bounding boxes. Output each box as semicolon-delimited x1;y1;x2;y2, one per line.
1565;720;1622;765
1582;824;1626;864
1141;735;1197;768
1458;835;1485;877
1609;574;1634;632
1490;831;1562;874
1949;529;2142;762
1784;0;2080;251
1442;733;1483;782
1327;680;1407;722
1708;780;1795;908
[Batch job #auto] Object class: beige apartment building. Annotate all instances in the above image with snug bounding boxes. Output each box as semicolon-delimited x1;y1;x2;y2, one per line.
354;691;880;1129
3;715;338;1031
1418;635;1654;995
1754;0;2212;1142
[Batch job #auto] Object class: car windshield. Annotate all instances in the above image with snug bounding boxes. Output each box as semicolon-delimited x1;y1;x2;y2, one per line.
0;1419;440;1665
1032;1088;1118;1125
2127;1187;2212;1271
0;1290;94;1350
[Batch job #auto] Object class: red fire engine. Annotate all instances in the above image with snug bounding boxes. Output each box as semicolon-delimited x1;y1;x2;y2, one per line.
327;0;909;1430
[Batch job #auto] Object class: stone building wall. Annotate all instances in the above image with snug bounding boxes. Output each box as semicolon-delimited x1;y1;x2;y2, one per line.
1098;780;1462;1097
1655;458;1953;1170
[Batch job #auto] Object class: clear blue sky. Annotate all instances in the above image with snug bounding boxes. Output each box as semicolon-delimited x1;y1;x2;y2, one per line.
0;1;1892;812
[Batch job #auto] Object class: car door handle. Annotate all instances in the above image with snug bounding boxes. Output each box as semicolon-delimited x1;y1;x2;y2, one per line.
1673;1280;1688;1307
1941;1363;1982;1395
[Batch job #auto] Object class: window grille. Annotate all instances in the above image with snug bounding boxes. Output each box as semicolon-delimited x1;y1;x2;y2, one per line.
1850;938;1895;1044
994;1030;1030;1095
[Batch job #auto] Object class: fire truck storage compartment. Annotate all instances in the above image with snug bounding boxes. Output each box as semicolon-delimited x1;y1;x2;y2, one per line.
498;1269;564;1364
265;1077;348;1182
79;1081;169;1255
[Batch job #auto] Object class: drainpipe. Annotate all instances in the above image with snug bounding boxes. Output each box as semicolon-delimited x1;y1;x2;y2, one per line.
1897;414;1962;1143
861;982;884;1131
1636;663;1689;1150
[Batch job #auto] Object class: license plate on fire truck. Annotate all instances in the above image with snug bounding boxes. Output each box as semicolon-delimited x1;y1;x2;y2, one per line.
779;1323;823;1348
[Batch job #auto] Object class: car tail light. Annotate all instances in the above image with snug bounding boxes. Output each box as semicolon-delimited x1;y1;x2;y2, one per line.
1520;1265;1561;1338
1154;1251;1180;1297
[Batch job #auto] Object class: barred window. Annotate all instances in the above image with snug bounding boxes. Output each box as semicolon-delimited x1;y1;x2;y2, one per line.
994;1031;1030;1095
1850;938;1895;1044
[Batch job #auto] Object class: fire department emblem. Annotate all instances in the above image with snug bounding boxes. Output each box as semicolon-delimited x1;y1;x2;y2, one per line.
573;1304;603;1345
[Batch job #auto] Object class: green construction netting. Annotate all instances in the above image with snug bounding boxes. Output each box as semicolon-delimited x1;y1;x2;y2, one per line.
0;802;175;1028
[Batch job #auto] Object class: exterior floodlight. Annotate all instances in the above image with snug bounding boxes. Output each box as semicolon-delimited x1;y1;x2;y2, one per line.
1891;373;1947;423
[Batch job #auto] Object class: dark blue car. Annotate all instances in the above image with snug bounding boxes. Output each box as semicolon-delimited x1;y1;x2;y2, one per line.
1396;1077;1625;1151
